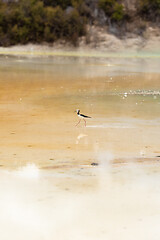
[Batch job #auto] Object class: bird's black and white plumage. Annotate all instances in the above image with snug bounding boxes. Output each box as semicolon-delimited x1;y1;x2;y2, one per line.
76;109;91;118
75;109;91;126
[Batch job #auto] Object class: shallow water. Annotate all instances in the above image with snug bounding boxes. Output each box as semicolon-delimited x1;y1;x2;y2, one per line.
0;54;160;240
0;55;159;168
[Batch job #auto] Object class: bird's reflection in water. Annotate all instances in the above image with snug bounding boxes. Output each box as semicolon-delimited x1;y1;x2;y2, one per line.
76;134;88;144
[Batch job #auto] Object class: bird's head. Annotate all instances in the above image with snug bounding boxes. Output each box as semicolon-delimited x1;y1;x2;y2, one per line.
76;109;80;114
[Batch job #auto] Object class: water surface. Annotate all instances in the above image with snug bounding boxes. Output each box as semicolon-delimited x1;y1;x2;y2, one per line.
0;54;160;240
0;55;160;168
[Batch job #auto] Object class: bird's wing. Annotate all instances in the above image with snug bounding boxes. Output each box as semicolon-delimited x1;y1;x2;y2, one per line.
80;114;91;118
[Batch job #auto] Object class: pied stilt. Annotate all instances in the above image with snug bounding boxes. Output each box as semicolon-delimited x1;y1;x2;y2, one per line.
75;109;91;127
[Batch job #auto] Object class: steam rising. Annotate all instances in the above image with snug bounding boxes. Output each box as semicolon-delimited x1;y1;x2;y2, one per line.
0;154;160;240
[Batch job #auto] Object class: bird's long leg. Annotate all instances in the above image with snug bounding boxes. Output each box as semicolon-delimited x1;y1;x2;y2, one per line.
75;119;81;126
83;119;86;127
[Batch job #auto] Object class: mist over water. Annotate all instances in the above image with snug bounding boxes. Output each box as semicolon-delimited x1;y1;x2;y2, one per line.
1;154;160;240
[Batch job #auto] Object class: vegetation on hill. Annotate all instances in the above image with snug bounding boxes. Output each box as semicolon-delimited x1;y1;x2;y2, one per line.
98;0;126;22
0;0;87;46
0;0;159;46
138;0;160;21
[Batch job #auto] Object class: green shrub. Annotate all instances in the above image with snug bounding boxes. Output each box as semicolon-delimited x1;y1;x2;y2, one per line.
138;0;160;20
64;8;86;44
43;0;82;9
112;2;125;21
98;0;125;22
98;0;115;17
43;0;73;9
44;6;65;40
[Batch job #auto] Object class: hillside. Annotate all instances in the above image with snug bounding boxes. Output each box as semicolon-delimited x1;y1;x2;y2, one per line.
0;0;159;51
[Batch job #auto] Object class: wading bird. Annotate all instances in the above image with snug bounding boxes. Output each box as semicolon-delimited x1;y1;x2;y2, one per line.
75;109;91;127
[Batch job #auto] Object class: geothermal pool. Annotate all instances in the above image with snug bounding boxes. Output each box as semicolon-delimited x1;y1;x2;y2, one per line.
0;54;160;240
